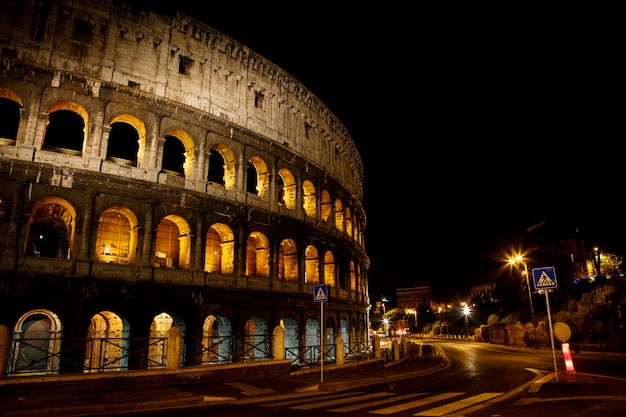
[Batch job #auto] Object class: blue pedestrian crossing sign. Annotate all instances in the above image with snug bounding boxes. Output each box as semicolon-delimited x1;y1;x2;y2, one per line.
314;284;329;302
532;267;558;290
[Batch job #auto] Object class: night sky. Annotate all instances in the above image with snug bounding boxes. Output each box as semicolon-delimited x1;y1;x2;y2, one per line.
129;2;622;304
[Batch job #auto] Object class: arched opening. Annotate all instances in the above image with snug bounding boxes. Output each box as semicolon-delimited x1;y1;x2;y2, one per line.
42;106;86;156
207;148;226;185
305;245;319;284
106;121;140;166
323;250;336;286
245;231;269;277
204;223;235;274
320;190;332;222
154;215;191;269
202;315;232;364
334;198;344;232
243;315;269;361
84;311;130;372
0;88;22;145
325;316;336;360
304;316;320;363
95;207;138;264
9;310;62;376
280;317;299;362
340;317;350;357
148;312;186;368
246;156;269;198
24;197;76;259
302;180;316;218
277;168;296;209
161;135;186;176
278;239;298;280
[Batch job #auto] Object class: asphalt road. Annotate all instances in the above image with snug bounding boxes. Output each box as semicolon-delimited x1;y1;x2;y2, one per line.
66;341;626;417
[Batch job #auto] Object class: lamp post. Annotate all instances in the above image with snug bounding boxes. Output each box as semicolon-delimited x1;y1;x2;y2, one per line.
406;308;418;334
509;254;538;348
463;305;470;342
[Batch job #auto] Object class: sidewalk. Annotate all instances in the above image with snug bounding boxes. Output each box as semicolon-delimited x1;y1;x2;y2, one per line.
1;346;625;417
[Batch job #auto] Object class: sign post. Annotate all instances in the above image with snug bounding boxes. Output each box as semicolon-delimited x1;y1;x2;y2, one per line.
314;284;329;383
532;266;559;381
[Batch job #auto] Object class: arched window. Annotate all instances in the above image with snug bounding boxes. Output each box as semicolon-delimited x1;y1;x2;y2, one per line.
9;310;62;376
205;223;235;274
161;135;185;176
302;180;316;218
246;156;269;198
106;121;139;166
277;168;296;209
207;148;226;185
278;239;298;280
320;190;332;222
334;199;344;232
305;245;319;284
245;231;269;277
0;94;21;145
95;207;138;264
84;311;130;372
25;197;77;259
43;109;85;155
324;250;336;286
154;215;191;269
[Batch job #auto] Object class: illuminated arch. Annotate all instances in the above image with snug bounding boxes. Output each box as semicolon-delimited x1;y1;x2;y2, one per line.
320;190;332;222
349;261;357;291
24;197;77;259
162;128;195;178
345;207;353;238
205;222;235;274
154;214;191;269
245;231;269;277
0;87;23;145
84;311;130;372
302;180;316;218
243;315;269;360
305;245;320;284
334;198;344;232
207;143;236;190
277;168;296;209
202;314;232;364
278;239;298;280
95;206;139;264
9;309;62;376
148;312;186;368
280;316;299;362
107;114;147;167
324;250;336;286
43;101;88;155
247;156;269;198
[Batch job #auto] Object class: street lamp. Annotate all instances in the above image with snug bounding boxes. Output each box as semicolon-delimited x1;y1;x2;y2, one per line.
406;308;418;334
509;254;538;348
382;317;389;336
463;305;470;341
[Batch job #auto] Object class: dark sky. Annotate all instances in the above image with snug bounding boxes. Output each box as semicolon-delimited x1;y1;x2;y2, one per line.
134;2;622;304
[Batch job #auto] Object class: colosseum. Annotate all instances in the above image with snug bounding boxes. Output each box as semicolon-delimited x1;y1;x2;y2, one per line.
0;0;370;377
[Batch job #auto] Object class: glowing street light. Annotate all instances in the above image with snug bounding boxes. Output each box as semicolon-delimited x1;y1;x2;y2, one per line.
406;308;418;333
509;254;538;348
463;305;470;341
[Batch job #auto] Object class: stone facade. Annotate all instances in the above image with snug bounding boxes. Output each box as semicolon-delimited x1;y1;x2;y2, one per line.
0;0;369;376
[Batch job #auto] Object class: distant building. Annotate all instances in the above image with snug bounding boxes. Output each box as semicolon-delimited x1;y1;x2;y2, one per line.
397;283;431;310
469;282;494;305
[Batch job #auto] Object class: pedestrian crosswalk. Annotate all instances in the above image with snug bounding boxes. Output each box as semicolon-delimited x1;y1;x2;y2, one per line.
236;390;504;415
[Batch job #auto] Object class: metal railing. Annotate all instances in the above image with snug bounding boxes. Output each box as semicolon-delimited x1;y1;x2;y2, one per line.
6;333;375;377
7;336;167;376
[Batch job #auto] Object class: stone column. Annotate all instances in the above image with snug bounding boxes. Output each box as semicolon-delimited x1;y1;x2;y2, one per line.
272;325;285;360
